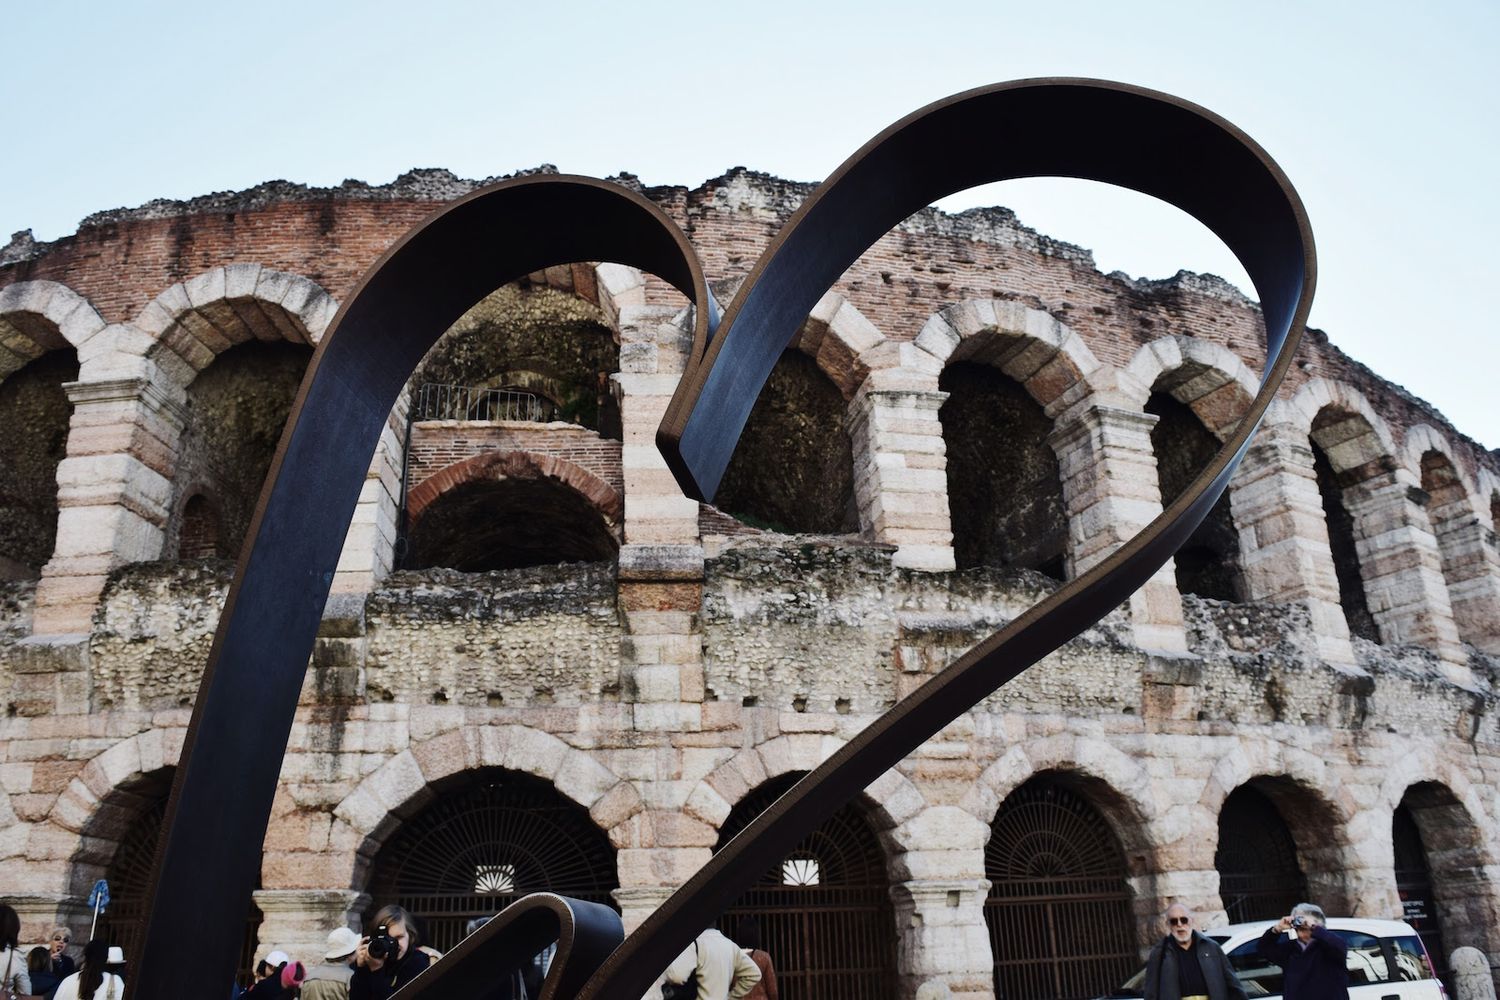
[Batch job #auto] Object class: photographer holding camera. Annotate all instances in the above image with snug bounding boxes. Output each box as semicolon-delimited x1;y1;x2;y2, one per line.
350;905;431;1000
1255;903;1349;1000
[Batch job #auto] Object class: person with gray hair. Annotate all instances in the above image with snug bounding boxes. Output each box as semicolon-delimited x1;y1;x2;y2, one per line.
1143;902;1248;1000
1256;902;1349;1000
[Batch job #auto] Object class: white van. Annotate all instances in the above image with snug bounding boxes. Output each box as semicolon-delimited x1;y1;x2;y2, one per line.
1106;918;1445;1000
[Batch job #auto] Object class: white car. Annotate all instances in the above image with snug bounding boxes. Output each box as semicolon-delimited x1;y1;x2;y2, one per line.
1107;917;1445;1000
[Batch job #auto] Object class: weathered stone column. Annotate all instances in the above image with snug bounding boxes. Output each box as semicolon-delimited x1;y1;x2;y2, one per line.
1228;420;1358;667
848;378;955;571
890;878;994;1000
251;888;368;967
331;400;404;597
1344;470;1469;677
1048;403;1187;653
1427;495;1500;654
32;375;183;637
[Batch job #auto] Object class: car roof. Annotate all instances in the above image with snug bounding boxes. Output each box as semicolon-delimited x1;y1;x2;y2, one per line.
1206;918;1421;943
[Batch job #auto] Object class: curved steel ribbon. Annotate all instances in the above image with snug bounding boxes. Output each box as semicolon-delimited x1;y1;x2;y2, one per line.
130;79;1314;1000
127;177;714;998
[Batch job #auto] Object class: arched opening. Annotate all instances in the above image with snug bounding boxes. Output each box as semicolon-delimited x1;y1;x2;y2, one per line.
178;493;223;560
714;351;857;534
1419;450;1471;603
406;476;619;571
941;362;1067;579
714;773;897;1000
0;350;78;579
412;283;621;438
79;768;262;987
1396;782;1491;983
173;340;312;560
1310;438;1379;641
367;768;617;953
1214;784;1309;922
985;775;1138;1000
1147;392;1242;601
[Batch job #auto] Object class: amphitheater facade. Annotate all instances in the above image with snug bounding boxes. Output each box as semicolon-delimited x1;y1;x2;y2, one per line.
2;167;1498;999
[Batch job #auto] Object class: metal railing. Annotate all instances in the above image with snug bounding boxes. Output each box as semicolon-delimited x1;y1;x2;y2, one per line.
411;383;551;423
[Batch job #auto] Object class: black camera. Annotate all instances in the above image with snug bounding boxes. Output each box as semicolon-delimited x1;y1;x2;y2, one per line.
1292;916;1308;929
368;928;398;960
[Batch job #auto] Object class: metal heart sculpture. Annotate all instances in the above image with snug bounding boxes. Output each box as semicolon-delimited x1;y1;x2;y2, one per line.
129;79;1314;999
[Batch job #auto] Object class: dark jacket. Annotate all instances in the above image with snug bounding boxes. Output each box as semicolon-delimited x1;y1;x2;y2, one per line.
349;949;431;1000
1256;925;1349;1000
1144;931;1249;1000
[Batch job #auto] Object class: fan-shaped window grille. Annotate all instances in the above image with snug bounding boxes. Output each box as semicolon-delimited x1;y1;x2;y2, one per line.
985;777;1138;1000
99;770;262;987
368;770;617;953
713;773;897;1000
1215;786;1308;923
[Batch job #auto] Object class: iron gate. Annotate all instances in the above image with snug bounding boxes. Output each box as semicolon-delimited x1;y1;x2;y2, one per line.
101;776;262;987
985;778;1139;1000
369;769;618;953
715;774;898;1000
1215;786;1308;923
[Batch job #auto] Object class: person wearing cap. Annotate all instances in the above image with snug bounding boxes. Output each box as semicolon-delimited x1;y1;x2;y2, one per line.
50;941;124;1000
243;949;303;999
302;927;361;1000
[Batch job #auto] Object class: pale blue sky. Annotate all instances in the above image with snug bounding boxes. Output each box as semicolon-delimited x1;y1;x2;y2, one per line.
5;1;1496;447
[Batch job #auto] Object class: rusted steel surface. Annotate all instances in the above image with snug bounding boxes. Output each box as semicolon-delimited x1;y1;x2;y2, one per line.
130;79;1314;1000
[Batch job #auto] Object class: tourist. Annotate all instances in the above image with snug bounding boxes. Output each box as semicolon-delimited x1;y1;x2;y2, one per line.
302;927;360;1000
50;941;124;1000
1143;903;1247;1000
663;926;762;1000
47;927;76;981
733;918;778;1000
28;946;60;998
0;904;31;997
350;904;431;1000
1256;903;1349;1000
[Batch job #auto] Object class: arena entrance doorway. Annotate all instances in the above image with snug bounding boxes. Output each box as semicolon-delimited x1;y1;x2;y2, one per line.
367;769;617;953
1215;785;1309;923
714;773;898;1000
985;776;1138;1000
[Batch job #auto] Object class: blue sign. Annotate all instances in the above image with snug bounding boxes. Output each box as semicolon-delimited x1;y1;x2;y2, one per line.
87;879;110;913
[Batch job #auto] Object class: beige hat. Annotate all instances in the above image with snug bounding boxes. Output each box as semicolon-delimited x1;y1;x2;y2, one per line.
325;927;362;961
106;946;126;965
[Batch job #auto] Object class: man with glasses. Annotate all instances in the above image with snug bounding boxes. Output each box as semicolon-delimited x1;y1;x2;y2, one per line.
1144;904;1248;1000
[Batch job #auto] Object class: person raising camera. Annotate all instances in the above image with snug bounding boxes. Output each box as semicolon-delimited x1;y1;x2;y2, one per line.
1255;903;1349;1000
350;904;431;1000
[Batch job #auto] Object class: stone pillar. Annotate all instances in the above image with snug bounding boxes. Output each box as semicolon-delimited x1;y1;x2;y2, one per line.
891;878;995;1000
331;399;403;597
848;380;955;571
2;892;91;949
1427;498;1500;653
611;885;676;937
32;376;183;636
1229;421;1358;667
1049;403;1187;653
1345;471;1469;676
251;888;368;966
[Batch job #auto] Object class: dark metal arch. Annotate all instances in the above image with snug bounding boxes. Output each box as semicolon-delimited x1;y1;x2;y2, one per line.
135;79;1314;1000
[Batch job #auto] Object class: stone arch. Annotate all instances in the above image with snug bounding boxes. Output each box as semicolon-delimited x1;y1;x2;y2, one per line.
134;264;337;381
1476;466;1500;533
710;291;875;535
968;737;1158;879
1387;776;1500;968
683;735;925;843
1403;425;1476;501
332;724;639;892
0;279;107;379
1288;379;1400;464
403;449;623;570
925;302;1098;578
1123;335;1258;440
1204;740;1357;916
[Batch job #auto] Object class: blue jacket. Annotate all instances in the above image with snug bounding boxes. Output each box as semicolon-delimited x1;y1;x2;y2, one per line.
1257;925;1349;1000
